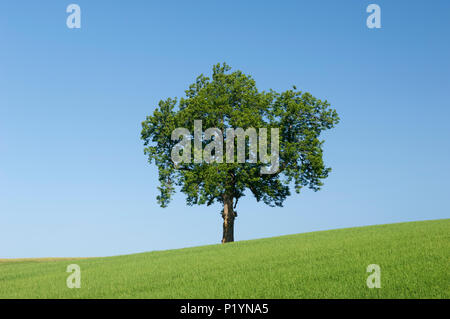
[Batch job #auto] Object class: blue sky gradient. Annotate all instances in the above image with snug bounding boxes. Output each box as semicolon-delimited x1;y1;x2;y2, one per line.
1;0;449;257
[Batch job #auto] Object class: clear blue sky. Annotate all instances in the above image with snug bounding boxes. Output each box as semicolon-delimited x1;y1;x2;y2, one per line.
1;1;449;258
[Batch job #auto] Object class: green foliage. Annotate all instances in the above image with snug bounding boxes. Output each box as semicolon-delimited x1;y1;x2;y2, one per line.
141;63;339;209
1;219;448;298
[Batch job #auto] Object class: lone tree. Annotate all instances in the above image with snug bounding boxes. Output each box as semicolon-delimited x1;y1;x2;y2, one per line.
141;63;339;243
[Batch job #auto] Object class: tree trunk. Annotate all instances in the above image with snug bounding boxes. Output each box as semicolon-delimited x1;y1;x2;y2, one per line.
221;195;235;243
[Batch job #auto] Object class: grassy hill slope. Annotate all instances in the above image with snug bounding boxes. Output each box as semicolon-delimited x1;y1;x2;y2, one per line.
1;219;448;298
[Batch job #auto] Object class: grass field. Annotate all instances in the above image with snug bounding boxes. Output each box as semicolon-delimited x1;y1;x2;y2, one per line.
0;219;448;298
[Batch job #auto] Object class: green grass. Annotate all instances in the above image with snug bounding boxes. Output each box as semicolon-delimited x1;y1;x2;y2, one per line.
1;219;448;298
